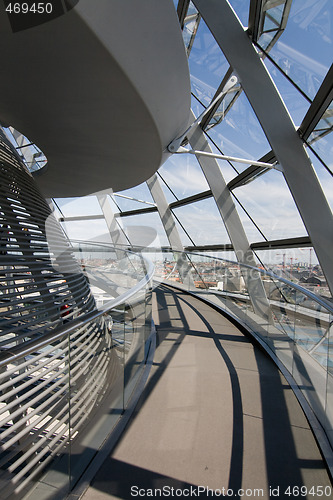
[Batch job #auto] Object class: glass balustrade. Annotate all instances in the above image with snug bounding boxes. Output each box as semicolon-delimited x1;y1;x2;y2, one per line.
0;243;154;499
1;242;332;499
145;248;333;448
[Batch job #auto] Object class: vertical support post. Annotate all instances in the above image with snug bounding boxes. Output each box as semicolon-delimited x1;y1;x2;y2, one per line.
97;193;128;250
146;174;194;288
189;116;272;322
97;193;130;272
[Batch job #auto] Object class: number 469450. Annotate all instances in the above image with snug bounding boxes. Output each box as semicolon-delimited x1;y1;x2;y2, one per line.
5;3;53;14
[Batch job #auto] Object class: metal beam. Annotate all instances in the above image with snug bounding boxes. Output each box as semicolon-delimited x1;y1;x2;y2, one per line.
117;206;157;218
299;65;333;141
184;236;312;253
251;236;312;250
200;67;235;129
170;190;212;209
248;0;292;51
185;244;233;252
118;190;214;216
177;0;190;29
97;193;129;251
59;214;105;222
113;193;156;207
146;174;194;287
193;0;333;296
182;236;312;253
168;75;238;153
227;151;276;190
177;148;278;168
248;0;263;41
188;112;273;323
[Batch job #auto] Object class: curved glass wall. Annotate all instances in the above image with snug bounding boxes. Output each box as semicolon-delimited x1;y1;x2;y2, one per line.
52;3;333;469
0;242;154;499
147;248;333;448
1;0;332;496
0;0;332;495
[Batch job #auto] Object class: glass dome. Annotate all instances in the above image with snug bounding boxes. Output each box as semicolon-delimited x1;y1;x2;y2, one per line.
52;0;333;302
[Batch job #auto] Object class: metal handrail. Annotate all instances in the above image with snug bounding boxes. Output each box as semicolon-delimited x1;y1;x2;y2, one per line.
115;245;332;314
182;250;333;312
0;247;155;366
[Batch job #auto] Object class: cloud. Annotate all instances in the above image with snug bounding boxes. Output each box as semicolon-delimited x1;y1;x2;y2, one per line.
159;155;209;196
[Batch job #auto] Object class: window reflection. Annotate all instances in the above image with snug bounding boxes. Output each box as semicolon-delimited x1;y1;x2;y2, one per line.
259;0;332;99
158;152;209;199
232;169;308;240
172;198;231;245
188;18;229;106
206;91;271;164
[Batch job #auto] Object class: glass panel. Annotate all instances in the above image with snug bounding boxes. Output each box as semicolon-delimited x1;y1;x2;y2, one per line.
308;100;333;141
191;93;205;119
228;0;251;28
156;172;178;204
307;148;333;213
204;250;238;261
207;81;242;131
266;274;296;373
259;0;333;99
173;216;195;246
172;197;231;245
255;247;331;299
206;90;271;170
115;182;155;212
307;100;333;169
232;194;268;243
263;57;311;126
158;151;209;199
121;212;169;247
182;3;201;56
291;298;329;427
233;169;308;240
55;196;103;217
65;244;153;493
255;247;314;273
263;6;283;29
209;141;241;183
258;0;290;51
61;219;111;242
3;126;47;173
188;18;230;107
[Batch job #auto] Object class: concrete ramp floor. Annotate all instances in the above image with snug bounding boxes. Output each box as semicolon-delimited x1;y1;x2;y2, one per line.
82;285;331;499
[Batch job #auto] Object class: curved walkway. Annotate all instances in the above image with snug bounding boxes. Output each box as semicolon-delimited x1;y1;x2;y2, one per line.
82;285;331;499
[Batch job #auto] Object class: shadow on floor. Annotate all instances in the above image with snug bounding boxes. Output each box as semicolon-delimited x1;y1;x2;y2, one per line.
88;457;216;499
81;285;330;499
